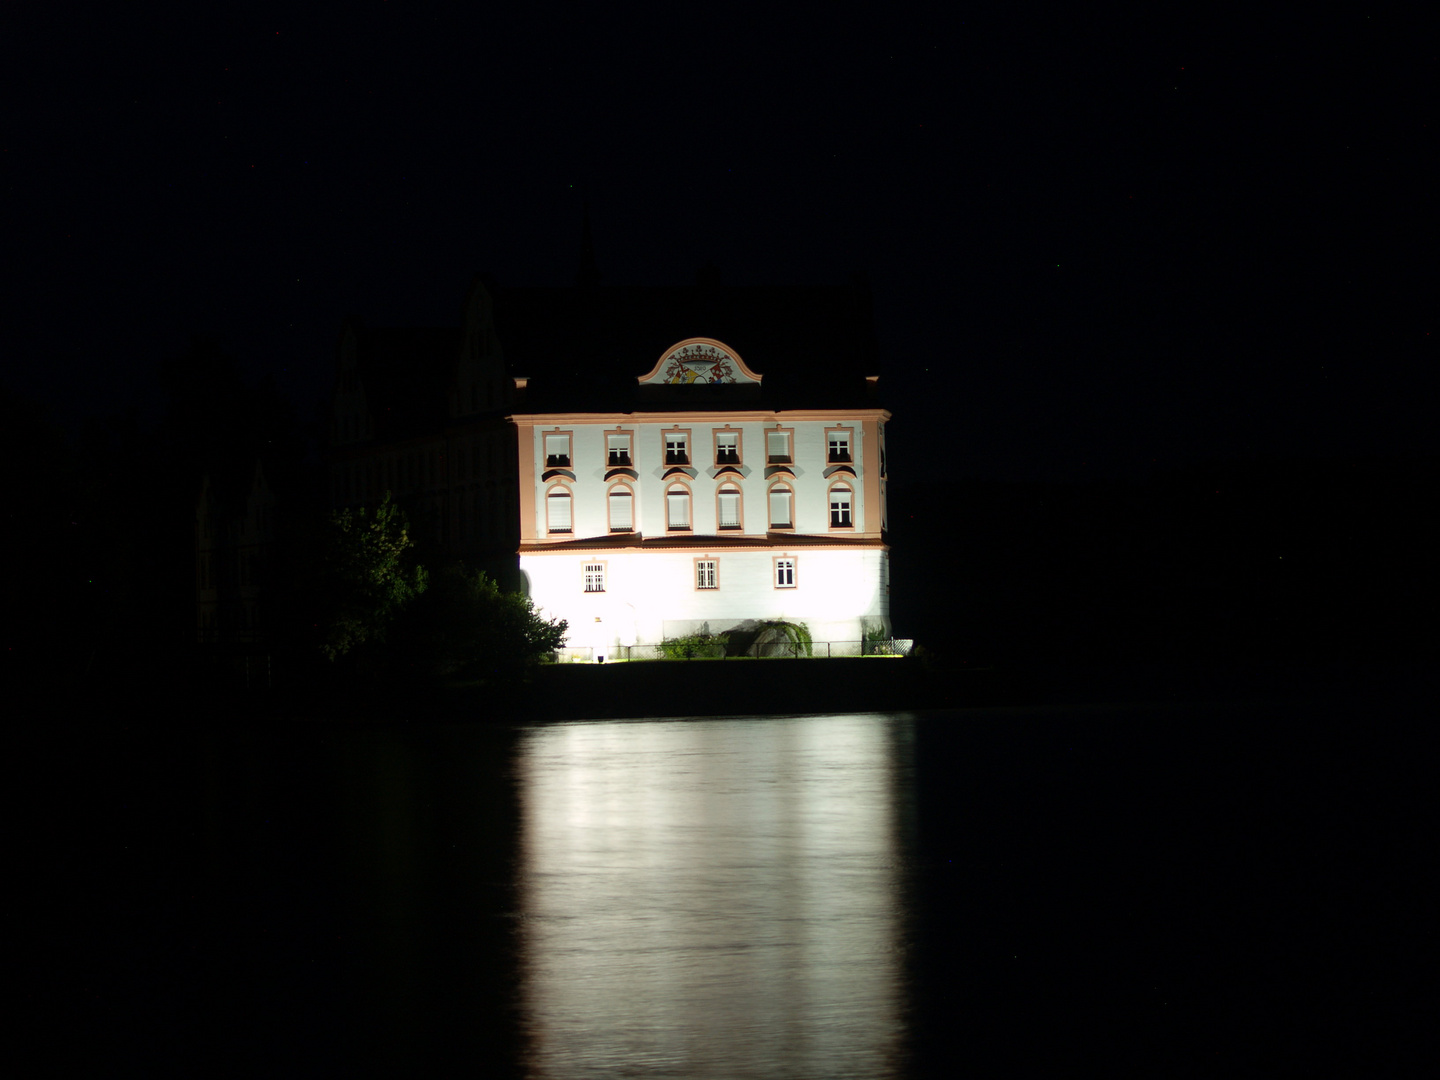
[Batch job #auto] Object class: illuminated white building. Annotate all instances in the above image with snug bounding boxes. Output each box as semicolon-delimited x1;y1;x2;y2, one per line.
514;336;892;657
326;243;893;657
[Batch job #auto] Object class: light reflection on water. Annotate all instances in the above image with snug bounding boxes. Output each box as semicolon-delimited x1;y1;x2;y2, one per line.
516;713;915;1079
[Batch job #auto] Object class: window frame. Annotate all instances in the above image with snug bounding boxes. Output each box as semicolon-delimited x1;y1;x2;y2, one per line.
543;429;574;469
716;482;744;531
825;426;854;465
767;480;795;530
713;426;743;468
773;556;797;589
827;481;855;530
765;426;795;465
664;480;693;533
606;428;635;468
607;481;635;533
582;561;607;593
694;557;719;591
545;482;574;535
662;426;693;467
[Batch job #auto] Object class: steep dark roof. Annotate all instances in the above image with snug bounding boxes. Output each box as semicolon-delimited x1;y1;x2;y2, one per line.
344;280;884;436
493;281;881;414
353;325;460;439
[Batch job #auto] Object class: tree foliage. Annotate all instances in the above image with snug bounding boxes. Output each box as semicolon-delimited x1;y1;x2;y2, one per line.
391;564;567;678
316;494;428;661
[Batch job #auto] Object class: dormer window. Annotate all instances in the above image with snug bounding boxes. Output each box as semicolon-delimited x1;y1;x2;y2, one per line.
766;430;792;464
827;429;853;464
607;433;632;467
544;433;571;468
665;431;690;466
715;430;740;466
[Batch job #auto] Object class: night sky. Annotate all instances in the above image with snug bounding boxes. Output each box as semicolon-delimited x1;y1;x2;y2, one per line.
3;4;1431;479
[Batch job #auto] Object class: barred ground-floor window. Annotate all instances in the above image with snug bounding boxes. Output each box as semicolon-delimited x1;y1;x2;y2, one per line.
583;562;606;593
695;559;718;590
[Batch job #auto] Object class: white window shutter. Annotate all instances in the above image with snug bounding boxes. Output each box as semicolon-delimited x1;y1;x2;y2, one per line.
718;491;740;527
548;491;571;529
610;490;632;530
769;490;791;525
667;491;689;528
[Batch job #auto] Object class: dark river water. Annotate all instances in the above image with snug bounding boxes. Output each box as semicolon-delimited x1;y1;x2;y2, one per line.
45;691;1433;1076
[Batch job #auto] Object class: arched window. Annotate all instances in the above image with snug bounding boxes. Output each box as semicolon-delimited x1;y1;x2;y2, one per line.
666;483;691;530
768;482;793;530
546;484;572;534
608;484;634;532
717;483;742;530
828;483;853;528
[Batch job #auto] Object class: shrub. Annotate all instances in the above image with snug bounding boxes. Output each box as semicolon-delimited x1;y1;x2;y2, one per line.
657;630;729;660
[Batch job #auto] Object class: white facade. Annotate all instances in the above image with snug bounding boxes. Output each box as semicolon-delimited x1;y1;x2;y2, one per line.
514;339;891;657
523;546;890;656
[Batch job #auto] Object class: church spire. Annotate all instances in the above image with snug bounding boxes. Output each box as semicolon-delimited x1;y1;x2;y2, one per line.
576;203;601;288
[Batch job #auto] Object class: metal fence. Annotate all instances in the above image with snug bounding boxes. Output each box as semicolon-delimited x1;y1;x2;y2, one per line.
551;639;914;663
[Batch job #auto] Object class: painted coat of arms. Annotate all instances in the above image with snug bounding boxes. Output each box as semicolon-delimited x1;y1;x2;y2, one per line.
663;344;737;384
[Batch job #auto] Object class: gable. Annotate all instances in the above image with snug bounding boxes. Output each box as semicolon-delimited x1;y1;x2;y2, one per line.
638;338;762;387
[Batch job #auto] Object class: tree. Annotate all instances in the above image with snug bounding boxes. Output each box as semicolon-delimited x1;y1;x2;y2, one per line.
391;564;567;679
315;494;427;661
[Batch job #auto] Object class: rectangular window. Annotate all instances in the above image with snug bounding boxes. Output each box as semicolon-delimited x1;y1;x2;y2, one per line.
766;430;791;464
544;433;571;468
696;559;717;590
665;432;689;465
829;487;853;527
827;429;852;463
718;489;741;529
775;558;796;588
607;433;632;467
714;430;740;465
609;489;633;531
583;563;606;593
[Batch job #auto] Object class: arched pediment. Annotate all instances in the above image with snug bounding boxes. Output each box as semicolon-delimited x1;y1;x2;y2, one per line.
638;338;762;386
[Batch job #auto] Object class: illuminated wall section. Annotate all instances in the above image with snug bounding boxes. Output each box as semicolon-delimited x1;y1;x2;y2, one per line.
522;546;889;651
